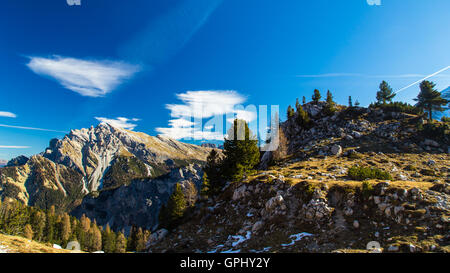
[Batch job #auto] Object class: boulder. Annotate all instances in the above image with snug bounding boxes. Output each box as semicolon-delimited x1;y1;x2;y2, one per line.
330;145;343;156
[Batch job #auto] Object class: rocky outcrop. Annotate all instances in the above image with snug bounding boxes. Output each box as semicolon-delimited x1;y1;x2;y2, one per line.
72;164;204;233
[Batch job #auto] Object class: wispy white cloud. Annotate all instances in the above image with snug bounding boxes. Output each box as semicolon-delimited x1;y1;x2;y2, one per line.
95;117;140;130
0;145;30;149
0;111;17;118
26;56;140;97
0;123;66;133
156;90;255;140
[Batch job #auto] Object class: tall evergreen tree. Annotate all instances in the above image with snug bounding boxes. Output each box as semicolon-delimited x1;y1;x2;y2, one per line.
287;105;295;119
115;232;127;253
135;228;146;252
312;89;321;104
295;98;301;110
376;81;396;104
324;90;337;115
302;96;306;104
296;105;312;129
159;184;187;229
348;96;353;107
222;119;260;181
203;149;223;196
414;80;448;120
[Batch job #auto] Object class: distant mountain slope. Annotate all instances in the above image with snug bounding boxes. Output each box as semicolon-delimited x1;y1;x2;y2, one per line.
0;123;213;211
0;160;6;167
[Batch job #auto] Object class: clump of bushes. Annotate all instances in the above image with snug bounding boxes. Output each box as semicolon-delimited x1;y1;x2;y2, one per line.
348;166;392;181
418;121;450;145
369;102;422;115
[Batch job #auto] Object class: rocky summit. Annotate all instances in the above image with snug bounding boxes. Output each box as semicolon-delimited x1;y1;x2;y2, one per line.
0;122;213;214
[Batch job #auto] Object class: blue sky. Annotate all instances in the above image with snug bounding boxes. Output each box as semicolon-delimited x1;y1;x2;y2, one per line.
1;0;450;160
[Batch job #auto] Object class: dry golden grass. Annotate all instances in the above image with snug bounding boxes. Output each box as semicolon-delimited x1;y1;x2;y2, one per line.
0;233;80;253
248;152;448;191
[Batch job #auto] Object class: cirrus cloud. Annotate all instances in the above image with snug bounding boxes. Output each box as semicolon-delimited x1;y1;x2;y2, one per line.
0;111;17;118
26;55;140;97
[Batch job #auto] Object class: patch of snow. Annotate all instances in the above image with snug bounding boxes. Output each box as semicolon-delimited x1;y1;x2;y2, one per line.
221;249;241;253
0;244;9;253
281;232;313;247
230;231;252;247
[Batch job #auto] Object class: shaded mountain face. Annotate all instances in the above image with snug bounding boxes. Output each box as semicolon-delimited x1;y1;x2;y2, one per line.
72;164;203;233
0;123;213;212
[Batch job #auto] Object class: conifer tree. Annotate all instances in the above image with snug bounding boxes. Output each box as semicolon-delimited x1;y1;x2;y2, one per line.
203;149;224;195
61;213;71;244
414;80;448;120
159;184;187;229
296;105;312;129
136;228;146;252
349;96;353;107
302;96;306;104
295;98;301;110
324;90;337;115
222;119;260;182
312;89;321;104
127;225;138;251
376;81;396;104
102;224;116;253
115;232;127;253
287;105;295;119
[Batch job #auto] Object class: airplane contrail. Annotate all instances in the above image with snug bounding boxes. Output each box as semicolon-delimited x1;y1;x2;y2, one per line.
0;124;66;133
395;66;450;94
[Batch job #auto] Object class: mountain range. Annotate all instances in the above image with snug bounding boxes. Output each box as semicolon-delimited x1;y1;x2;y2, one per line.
0;123;214;224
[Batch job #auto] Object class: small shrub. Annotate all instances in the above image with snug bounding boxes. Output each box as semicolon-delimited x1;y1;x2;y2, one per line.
348;166;392;181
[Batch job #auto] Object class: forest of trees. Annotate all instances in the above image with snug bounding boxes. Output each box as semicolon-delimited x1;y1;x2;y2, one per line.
0;198;149;253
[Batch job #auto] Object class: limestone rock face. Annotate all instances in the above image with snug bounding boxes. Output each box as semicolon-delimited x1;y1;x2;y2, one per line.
0;123;213;212
44;123;212;192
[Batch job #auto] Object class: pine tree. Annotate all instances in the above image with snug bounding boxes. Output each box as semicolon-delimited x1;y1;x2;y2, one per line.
127;225;138;251
324;90;337;115
115;232;127;253
203;149;224;196
287;105;295;119
135;228;146;252
24;224;33;240
200;172;210;198
61;213;71;244
160;184;187;229
295;98;301;110
414;80;448;120
222;119;260;182
102;224;116;253
312;89;321;104
349;96;353;107
302;96;306;104
376;81;396;104
296;105;312;129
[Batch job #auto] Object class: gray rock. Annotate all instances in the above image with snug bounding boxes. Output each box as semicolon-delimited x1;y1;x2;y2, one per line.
330;145;343;156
